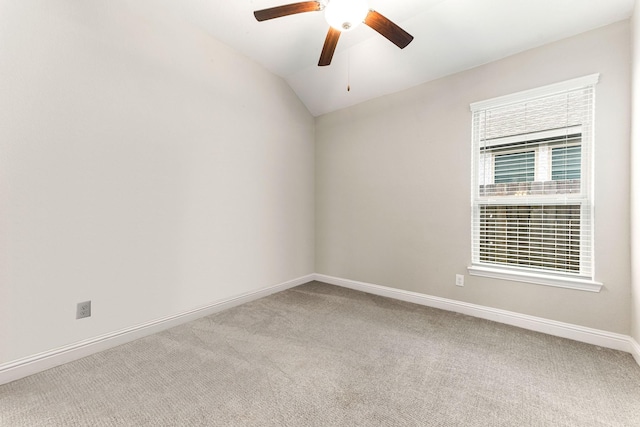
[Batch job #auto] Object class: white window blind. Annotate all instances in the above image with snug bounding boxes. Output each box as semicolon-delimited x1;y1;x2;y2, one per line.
470;75;599;289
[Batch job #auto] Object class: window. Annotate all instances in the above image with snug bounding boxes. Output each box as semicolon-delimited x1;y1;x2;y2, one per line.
469;75;602;292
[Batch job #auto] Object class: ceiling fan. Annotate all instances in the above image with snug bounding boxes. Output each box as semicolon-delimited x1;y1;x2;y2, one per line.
253;0;414;66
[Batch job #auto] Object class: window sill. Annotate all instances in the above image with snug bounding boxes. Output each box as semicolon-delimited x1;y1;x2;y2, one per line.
467;265;603;292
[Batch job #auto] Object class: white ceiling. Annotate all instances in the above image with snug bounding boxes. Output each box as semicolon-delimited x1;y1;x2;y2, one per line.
152;0;634;116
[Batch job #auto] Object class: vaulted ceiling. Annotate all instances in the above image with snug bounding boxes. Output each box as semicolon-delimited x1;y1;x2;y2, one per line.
151;0;634;116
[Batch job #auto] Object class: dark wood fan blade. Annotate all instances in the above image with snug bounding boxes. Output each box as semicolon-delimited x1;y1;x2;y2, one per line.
364;10;414;49
318;27;341;66
254;1;321;22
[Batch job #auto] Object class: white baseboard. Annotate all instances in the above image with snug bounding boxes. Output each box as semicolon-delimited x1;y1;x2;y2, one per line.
0;274;314;386
314;274;637;357
3;272;638;385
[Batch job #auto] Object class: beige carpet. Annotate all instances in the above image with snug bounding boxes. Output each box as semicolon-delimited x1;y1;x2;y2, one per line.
1;281;640;426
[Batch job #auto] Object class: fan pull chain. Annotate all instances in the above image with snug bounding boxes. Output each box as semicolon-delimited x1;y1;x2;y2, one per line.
347;50;351;92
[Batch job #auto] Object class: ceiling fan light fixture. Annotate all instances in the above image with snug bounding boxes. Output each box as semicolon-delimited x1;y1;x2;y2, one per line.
324;0;369;32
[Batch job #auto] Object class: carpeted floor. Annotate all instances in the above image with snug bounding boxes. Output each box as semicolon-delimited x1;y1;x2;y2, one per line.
1;281;640;426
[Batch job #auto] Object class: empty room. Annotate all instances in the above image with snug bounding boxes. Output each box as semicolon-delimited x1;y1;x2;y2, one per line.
2;0;640;425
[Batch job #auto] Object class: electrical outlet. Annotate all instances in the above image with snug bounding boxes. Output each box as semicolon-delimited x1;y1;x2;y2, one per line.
76;301;91;319
455;274;464;287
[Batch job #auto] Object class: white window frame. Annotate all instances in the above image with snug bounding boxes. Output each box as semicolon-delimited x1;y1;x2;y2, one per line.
468;74;603;292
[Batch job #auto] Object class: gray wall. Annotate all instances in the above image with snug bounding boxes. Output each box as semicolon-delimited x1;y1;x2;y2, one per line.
0;1;315;364
632;4;640;346
315;22;631;334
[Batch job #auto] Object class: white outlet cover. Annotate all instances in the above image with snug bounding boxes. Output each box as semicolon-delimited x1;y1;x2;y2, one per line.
76;301;92;319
